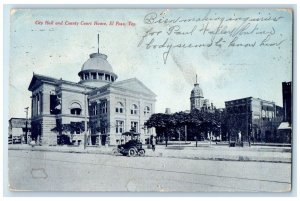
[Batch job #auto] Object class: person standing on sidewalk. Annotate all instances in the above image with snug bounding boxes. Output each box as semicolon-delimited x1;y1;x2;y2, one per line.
151;135;156;151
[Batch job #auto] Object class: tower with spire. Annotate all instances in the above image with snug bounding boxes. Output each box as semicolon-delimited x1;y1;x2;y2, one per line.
190;74;204;110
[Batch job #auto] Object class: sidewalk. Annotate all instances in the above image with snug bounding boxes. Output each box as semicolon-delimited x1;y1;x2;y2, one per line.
151;145;291;163
8;144;291;163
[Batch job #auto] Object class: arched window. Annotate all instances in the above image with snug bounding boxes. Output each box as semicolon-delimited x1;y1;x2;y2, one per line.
70;102;82;115
131;104;138;115
144;106;150;115
115;102;124;113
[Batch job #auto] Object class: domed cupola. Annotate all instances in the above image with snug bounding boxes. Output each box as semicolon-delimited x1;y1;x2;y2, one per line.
191;83;204;98
78;35;118;87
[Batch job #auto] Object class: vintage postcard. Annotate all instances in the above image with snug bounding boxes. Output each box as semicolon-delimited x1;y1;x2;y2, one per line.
8;8;293;192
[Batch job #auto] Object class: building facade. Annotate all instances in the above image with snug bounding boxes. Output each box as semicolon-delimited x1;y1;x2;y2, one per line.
9;118;31;144
282;81;292;123
28;47;156;146
225;97;283;143
277;81;292;143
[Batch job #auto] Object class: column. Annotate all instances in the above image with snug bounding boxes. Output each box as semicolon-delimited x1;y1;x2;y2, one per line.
32;95;36;117
42;91;50;115
40;92;43;114
125;98;130;131
37;93;39;115
139;100;143;133
31;96;33;118
139;99;145;142
151;103;156;136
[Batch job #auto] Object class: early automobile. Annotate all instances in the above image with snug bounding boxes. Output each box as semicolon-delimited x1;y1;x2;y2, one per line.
113;131;145;157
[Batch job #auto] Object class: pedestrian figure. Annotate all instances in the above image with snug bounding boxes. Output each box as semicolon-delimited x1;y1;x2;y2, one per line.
151;136;156;151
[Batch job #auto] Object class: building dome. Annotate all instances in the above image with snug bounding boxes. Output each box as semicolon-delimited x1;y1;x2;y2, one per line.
78;52;118;88
81;53;113;73
191;83;204;98
190;76;204;111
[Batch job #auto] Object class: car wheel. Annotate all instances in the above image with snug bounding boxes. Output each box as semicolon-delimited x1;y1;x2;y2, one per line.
138;149;145;156
112;148;120;156
128;148;136;157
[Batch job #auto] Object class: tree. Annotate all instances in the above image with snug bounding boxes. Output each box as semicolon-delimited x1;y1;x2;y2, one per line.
51;120;86;145
145;110;225;147
145;113;173;147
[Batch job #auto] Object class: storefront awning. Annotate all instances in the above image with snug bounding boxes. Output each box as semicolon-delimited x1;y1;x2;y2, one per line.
278;122;292;130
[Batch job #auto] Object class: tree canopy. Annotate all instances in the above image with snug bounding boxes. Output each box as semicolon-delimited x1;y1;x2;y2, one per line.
145;109;225;141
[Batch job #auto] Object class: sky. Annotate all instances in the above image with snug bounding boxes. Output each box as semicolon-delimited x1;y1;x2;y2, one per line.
9;8;292;118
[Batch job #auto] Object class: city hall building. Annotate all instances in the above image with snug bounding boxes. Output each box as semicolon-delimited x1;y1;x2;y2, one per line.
28;47;156;146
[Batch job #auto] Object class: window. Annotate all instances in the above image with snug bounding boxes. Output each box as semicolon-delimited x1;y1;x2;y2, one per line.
144;106;150;115
116;120;124;133
91;73;97;79
143;123;151;135
50;95;61;115
98;73;103;80
70;102;82;115
116;102;124;114
101;127;107;134
91;104;97;116
131;121;138;132
131;104;138;115
100;101;107;114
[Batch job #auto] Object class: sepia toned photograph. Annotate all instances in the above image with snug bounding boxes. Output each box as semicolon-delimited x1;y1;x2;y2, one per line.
7;8;293;192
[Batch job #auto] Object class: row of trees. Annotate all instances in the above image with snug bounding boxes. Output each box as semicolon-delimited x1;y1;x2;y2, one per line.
145;109;227;146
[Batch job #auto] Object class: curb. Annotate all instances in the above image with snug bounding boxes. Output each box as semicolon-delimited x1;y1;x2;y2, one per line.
8;146;291;164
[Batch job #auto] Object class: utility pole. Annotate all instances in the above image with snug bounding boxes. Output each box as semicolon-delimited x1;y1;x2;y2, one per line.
246;103;248;147
178;131;181;147
209;131;212;146
185;125;187;143
24;107;29;144
99;120;101;146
